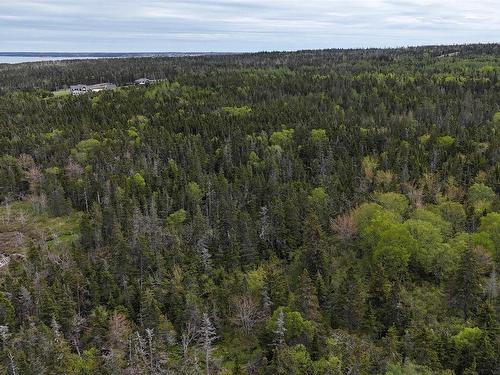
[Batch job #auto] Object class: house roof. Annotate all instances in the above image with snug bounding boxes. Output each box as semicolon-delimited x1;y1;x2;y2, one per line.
70;83;116;93
70;84;87;90
88;83;116;89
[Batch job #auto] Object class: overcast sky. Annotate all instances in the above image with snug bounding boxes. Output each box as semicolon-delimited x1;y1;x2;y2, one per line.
0;0;499;52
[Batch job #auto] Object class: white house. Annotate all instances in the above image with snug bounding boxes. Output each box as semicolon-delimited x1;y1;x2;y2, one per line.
70;83;116;95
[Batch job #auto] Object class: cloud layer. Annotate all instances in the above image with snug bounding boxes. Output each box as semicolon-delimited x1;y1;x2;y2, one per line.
0;0;498;52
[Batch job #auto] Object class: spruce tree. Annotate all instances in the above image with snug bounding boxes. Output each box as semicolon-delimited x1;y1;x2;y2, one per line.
450;247;483;320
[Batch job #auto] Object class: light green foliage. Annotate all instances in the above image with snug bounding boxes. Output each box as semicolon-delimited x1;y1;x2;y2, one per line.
222;105;252;116
167;209;187;226
52;89;70;97
66;348;99;374
270;128;294;147
354;203;400;247
446;231;497;270
360;127;370;136
373;192;409;216
167;158;180;175
144;81;181;99
271;344;313;375
441;75;465;85
43;128;64;141
493;111;500;124
404;219;444;273
478;212;500;260
127;127;139;138
128;115;150;130
467;183;496;214
266;307;314;343
91;95;101;108
452;327;483;349
471;232;495;255
45;166;61;175
353;203;392;229
246;266;266;296
433;201;466;233
307;187;328;209
73;138;101;162
313;355;342;375
76;138;101;154
480;65;495;74
248;151;261;167
187;181;203;202
312;74;329;81
419;134;431;144
132;172;146;188
448;233;471;255
373;225;416;277
361;155;378;178
311;128;328;142
411;208;453;238
436;135;455;148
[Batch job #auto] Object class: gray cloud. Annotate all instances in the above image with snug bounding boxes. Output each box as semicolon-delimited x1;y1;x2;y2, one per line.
0;0;498;51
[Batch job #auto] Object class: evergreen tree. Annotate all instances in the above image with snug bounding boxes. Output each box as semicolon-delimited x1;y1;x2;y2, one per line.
450;247;483;320
302;212;326;276
333;266;365;330
296;269;321;322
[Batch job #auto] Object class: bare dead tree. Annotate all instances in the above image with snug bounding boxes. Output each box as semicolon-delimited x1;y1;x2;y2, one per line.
64;158;84;178
0;325;10;350
198;313;217;375
17;154;34;170
70;314;86;356
8;351;17;375
404;183;424;208
273;309;286;346
181;322;198;359
231;296;263;335
108;312;132;351
197;236;212;273
486;268;497;300
330;211;357;241
24;166;43;194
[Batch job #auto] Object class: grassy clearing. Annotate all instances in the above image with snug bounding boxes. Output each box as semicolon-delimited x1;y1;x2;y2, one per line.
52;89;70;97
0;200;80;254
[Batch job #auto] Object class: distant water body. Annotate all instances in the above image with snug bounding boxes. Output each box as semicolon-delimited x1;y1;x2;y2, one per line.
0;52;226;64
0;56;109;64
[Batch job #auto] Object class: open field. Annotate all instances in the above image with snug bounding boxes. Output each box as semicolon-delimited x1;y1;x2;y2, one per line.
0;200;80;255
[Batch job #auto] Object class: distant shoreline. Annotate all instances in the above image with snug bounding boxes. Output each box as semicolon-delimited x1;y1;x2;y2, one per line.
0;52;233;64
0;52;230;57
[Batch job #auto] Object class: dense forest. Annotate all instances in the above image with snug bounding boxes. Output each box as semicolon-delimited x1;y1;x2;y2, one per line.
0;44;499;374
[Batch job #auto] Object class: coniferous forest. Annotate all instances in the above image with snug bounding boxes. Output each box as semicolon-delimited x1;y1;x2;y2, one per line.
0;44;499;374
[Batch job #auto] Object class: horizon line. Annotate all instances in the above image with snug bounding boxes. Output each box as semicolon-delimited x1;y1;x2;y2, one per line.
1;42;498;56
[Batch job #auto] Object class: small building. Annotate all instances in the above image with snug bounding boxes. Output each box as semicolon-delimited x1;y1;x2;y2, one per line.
134;78;153;85
88;83;117;92
70;82;116;95
70;84;88;95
